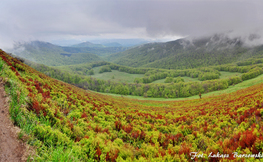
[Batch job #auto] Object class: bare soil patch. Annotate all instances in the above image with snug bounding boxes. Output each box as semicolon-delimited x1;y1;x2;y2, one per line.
0;81;27;162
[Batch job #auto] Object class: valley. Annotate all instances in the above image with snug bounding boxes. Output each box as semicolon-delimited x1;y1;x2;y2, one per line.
2;33;263;162
1;49;263;161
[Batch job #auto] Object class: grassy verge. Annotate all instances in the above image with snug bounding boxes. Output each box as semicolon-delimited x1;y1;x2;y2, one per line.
0;59;80;161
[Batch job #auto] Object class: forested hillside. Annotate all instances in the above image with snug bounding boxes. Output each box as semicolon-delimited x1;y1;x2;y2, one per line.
9;41;128;66
109;34;263;69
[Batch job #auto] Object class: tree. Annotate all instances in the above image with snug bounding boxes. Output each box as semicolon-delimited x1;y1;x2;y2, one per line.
164;77;173;83
99;65;112;73
87;69;94;75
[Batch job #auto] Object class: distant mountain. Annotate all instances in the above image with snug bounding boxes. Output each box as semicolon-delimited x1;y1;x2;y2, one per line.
71;41;123;48
108;34;263;69
61;46;129;57
102;42;122;47
9;41;103;66
71;41;104;48
90;38;151;47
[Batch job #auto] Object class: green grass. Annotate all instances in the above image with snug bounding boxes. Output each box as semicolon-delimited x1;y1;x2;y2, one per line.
91;73;263;101
152;76;200;83
92;67;144;83
219;71;242;79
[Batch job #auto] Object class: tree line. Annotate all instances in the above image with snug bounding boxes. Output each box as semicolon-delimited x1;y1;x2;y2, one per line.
134;67;220;83
26;60;263;98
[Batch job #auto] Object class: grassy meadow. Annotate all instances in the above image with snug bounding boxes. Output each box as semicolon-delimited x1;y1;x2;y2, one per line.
219;71;242;79
91;66;144;83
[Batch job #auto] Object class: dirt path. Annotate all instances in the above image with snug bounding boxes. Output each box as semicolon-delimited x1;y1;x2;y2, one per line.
0;81;26;162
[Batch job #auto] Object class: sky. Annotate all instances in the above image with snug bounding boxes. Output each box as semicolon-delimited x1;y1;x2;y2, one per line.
1;0;263;48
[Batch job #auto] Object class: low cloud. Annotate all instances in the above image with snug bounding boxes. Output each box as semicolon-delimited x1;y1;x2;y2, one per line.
0;0;263;49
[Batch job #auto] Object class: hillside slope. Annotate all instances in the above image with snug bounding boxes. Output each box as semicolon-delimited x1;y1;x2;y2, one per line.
1;49;263;161
109;34;263;69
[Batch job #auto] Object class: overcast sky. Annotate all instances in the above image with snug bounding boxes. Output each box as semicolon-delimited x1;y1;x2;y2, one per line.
1;0;263;48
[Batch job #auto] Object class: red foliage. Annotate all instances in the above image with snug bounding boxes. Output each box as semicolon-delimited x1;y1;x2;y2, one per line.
102;128;109;134
81;112;88;118
193;131;197;138
75;137;81;142
83;135;89;139
30;100;41;115
239;130;256;149
255;110;261;117
67;121;74;130
114;120;122;131
95;147;102;161
157;149;166;157
175;133;184;142
106;149;119;162
42;91;50;98
19;77;25;82
140;130;146;140
54;109;58;117
105;111;110;115
95;125;102;133
131;130;140;139
27;87;33;92
122;124;133;134
178;143;191;159
11;66;16;72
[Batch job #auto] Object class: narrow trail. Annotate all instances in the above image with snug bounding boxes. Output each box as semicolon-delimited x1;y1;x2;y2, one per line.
0;81;26;162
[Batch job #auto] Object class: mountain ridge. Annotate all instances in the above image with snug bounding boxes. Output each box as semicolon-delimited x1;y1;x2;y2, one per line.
108;33;263;69
71;41;104;48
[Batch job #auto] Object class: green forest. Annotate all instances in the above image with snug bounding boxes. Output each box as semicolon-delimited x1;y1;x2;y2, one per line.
26;58;263;98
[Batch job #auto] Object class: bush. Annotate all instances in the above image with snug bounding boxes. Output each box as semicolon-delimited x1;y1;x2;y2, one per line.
164;77;173;83
87;69;94;75
174;77;184;83
99;65;112;73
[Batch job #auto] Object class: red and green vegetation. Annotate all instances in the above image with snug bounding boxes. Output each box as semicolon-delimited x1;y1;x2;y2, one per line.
1;49;263;161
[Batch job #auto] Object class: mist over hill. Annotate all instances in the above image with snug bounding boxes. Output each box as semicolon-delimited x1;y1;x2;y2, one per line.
89;38;151;47
7;33;263;69
108;33;263;69
71;41;123;48
8;41;104;66
8;41;130;66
